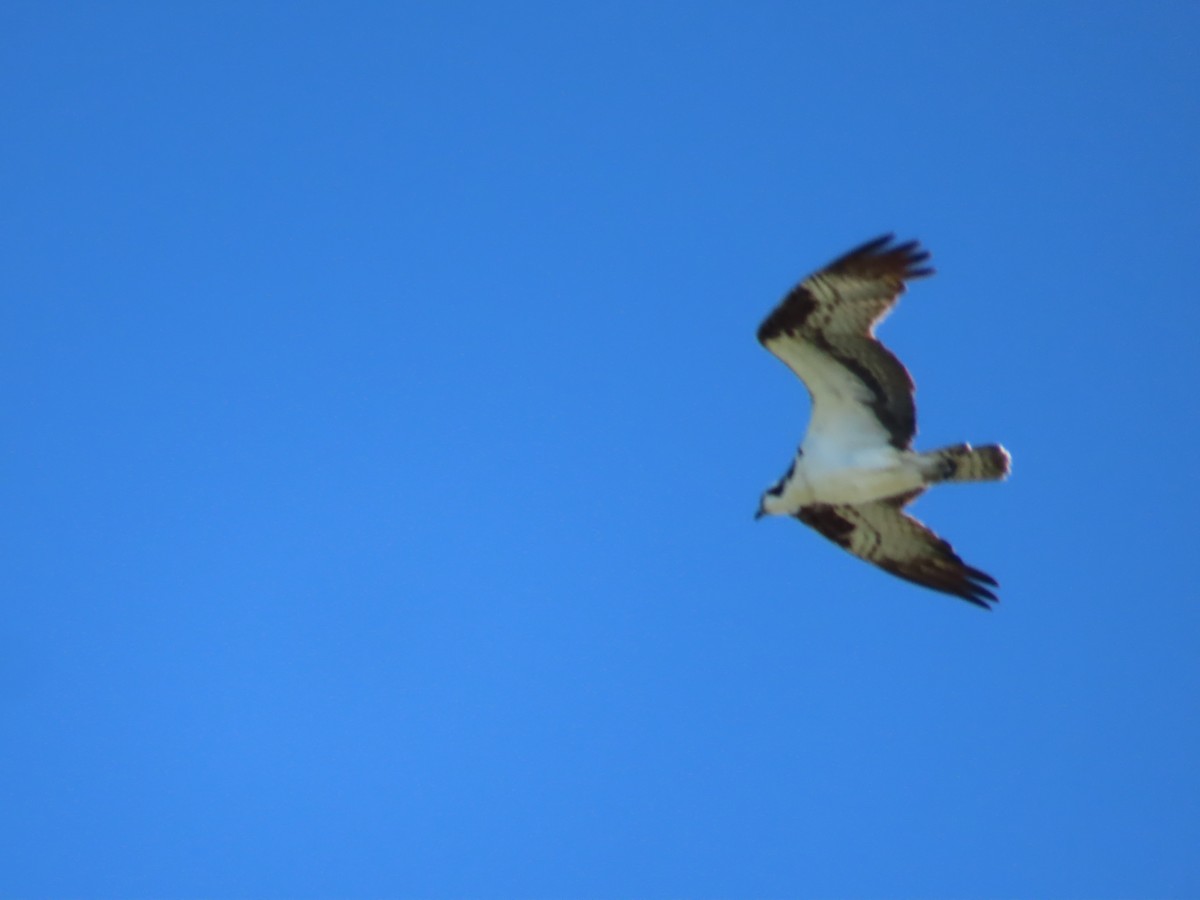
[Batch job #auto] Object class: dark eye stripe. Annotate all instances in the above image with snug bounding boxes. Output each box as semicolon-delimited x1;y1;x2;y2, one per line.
766;458;798;497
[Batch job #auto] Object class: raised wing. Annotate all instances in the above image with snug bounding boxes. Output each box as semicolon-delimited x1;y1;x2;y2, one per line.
757;235;933;450
795;492;999;608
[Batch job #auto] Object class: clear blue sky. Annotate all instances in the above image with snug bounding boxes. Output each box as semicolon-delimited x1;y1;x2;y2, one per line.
4;2;1199;897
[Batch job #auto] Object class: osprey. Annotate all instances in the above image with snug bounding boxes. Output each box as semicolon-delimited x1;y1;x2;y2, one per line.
755;234;1010;608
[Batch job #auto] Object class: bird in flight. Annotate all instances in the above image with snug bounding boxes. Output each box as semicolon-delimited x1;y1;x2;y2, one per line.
755;234;1010;608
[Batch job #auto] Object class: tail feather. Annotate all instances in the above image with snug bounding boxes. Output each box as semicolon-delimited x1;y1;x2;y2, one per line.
924;443;1011;483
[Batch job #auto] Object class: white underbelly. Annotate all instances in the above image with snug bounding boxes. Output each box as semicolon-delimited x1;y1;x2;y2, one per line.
803;451;924;505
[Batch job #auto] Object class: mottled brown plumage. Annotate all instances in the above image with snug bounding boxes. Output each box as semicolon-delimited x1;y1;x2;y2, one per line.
797;491;999;608
756;234;1009;608
758;234;932;450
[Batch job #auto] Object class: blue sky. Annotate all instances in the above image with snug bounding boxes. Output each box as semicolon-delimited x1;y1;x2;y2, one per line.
4;2;1199;897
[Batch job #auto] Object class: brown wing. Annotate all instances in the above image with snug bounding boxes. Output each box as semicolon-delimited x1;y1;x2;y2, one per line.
757;234;933;450
795;492;999;608
758;234;934;341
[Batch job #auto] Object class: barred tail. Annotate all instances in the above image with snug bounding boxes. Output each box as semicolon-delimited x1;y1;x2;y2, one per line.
923;443;1011;483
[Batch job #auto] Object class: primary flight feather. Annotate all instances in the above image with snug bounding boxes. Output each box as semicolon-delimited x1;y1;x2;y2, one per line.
755;234;1011;608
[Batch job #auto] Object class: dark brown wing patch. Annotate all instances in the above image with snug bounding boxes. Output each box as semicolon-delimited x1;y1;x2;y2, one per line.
756;284;817;344
795;505;856;548
816;335;916;449
794;496;999;609
756;235;933;448
757;234;935;346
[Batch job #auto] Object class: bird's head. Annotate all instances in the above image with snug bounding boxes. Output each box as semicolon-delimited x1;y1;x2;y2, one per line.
756;454;803;520
755;483;786;520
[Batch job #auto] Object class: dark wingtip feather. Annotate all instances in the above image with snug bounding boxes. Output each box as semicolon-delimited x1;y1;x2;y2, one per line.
854;233;896;253
877;557;1001;609
956;574;1000;609
964;565;999;587
830;233;894;266
962;594;995;610
888;239;934;279
825;233;935;282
